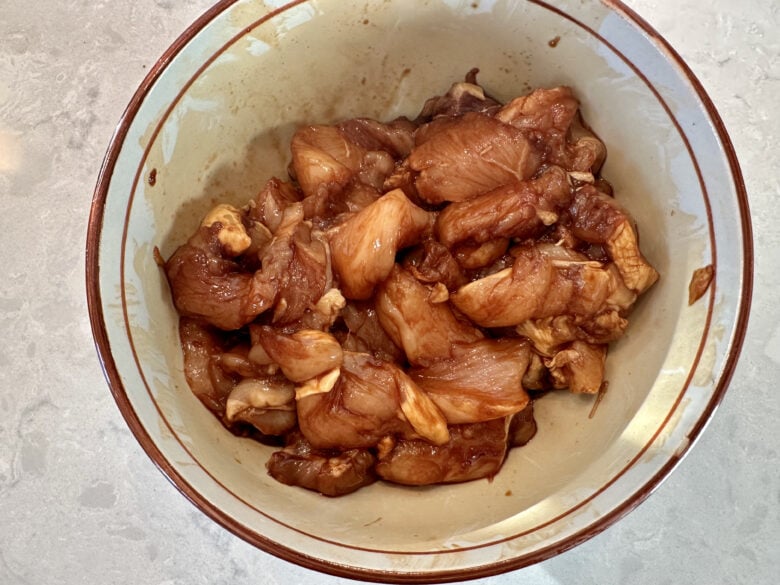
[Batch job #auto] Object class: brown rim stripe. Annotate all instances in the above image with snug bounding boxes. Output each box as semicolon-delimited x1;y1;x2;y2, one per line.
86;0;753;582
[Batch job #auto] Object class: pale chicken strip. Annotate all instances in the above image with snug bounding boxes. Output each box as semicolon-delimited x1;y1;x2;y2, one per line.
165;224;275;331
266;431;376;497
328;189;432;299
546;341;607;394
290;124;363;201
435;165;571;248
296;352;449;450
253;326;343;383
450;243;635;328
410;338;531;424
453;238;510;270
375;265;483;366
225;376;297;435
375;418;511;486
256;204;330;324
568;185;659;294
408;112;539;204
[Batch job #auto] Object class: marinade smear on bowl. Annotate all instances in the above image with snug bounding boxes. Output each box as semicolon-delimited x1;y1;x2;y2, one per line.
162;70;659;496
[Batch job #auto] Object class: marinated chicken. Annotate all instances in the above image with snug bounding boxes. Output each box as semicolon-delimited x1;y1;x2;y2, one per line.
164;71;658;496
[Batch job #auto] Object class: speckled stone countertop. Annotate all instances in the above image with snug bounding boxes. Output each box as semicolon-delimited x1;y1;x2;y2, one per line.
1;1;777;583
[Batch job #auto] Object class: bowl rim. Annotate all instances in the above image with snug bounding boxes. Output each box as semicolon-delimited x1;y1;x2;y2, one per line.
85;0;753;581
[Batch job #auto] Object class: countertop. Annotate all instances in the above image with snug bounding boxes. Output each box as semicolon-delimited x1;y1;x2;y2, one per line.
1;1;777;583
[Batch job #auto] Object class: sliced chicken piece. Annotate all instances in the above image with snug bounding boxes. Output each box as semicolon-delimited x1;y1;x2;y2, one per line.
225;376;297;435
337;116;416;159
402;237;467;291
546;341;607;394
508;401;537;447
415;68;502;122
497;86;609;173
450;243;635;328
497;86;578;164
217;346;265;378
253;326;343;383
568;113;607;173
247;177;303;234
355;150;396;191
266;431;376;496
374;417;511;486
340;300;405;364
290;124;363;201
410;338;531;424
256;204;330;325
568;185;659;294
516;311;629;356
435;166;571;248
328;189;432;299
497;86;579;133
165;224;275;330
375;265;483;366
178;318;237;414
453;238;510;271
292;120;413;220
408;112;539;204
296;352;449;450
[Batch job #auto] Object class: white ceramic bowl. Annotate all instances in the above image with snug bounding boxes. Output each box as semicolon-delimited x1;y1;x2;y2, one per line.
87;0;752;581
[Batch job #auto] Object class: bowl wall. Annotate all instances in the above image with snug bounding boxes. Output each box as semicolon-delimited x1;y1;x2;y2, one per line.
89;0;751;580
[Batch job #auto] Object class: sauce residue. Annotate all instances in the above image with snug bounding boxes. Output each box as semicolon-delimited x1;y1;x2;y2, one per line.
548;36;561;48
688;264;714;305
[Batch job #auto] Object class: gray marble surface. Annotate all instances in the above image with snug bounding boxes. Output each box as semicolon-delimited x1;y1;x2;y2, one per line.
1;1;777;583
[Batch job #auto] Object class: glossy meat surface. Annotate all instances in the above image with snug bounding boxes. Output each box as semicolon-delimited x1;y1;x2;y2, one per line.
329;188;431;299
374;418;511;486
568;185;659;294
410;338;531;424
165;225;275;331
266;432;376;497
408;112;539;204
296;352;448;449
165;75;659;496
178;317;236;414
451;243;635;328
435;165;571;248
375;265;483;365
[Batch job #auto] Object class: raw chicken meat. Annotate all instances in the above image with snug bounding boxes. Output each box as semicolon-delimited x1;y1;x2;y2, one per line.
374;418;511;486
408;112;539;204
164;73;658;496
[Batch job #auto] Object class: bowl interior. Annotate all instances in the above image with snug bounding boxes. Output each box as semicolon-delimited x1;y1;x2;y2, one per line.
92;0;749;579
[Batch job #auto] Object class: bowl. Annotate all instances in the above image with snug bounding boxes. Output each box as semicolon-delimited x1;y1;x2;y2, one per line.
86;0;752;581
